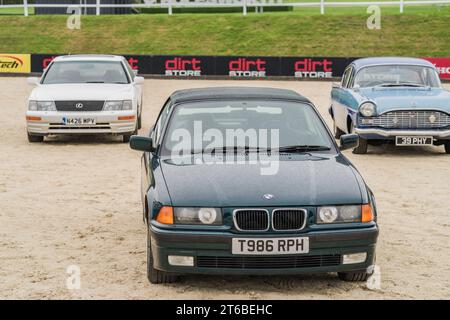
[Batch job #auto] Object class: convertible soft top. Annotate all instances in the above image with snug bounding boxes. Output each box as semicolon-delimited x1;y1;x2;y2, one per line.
169;87;312;105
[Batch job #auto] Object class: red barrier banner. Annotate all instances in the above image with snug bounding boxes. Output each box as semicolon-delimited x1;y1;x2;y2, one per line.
423;57;450;79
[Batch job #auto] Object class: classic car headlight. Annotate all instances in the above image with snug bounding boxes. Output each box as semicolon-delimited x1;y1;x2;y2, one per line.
359;102;377;117
317;204;374;224
103;100;132;111
28;101;56;111
174;207;222;225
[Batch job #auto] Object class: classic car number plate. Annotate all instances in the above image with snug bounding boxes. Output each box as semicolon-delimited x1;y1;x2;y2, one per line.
395;136;433;146
63;117;96;126
232;237;309;255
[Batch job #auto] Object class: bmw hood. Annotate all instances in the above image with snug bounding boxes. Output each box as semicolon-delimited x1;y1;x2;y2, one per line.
359;87;450;114
30;83;133;101
160;155;364;207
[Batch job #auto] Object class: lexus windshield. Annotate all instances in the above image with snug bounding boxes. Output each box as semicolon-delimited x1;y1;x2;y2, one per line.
42;61;129;84
161;100;334;156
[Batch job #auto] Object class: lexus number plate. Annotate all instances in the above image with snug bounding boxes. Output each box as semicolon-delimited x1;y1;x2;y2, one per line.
63;117;96;126
395;136;433;146
232;237;309;255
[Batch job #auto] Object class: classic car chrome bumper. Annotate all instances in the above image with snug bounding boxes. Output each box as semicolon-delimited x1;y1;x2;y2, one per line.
355;128;450;138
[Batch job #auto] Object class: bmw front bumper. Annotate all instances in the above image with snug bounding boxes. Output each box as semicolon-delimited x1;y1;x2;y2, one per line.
149;222;378;276
26;110;137;135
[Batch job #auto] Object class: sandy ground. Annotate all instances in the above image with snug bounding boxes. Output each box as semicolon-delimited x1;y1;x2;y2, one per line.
0;77;449;300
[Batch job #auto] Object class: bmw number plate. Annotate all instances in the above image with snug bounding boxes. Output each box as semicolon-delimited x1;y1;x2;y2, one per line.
63;117;96;126
395;136;433;146
232;237;309;255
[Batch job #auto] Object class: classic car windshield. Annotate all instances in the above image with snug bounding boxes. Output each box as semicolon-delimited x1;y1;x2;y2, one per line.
42;61;129;84
354;65;441;88
161;100;334;155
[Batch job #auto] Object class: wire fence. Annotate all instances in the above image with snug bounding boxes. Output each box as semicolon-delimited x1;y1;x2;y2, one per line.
0;0;449;16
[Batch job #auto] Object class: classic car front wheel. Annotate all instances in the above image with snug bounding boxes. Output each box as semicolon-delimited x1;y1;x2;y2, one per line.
333;121;345;139
349;124;368;154
147;226;178;284
338;270;372;282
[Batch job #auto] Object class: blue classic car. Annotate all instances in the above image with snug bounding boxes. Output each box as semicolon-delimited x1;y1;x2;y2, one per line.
330;57;450;154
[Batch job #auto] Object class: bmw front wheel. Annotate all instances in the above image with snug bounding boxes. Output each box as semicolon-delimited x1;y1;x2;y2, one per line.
147;226;178;284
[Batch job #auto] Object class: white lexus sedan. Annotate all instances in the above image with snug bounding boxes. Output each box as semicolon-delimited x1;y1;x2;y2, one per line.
26;55;144;143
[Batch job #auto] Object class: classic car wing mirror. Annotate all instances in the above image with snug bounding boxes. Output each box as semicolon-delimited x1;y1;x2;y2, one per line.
130;135;154;152
340;134;359;151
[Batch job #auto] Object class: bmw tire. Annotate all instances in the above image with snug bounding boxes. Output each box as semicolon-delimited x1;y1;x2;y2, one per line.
338;270;372;282
147;226;178;284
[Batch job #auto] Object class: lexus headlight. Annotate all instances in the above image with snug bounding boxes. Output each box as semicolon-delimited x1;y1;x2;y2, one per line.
28;101;56;111
359;102;377;117
174;207;222;225
103;100;132;111
317;205;373;224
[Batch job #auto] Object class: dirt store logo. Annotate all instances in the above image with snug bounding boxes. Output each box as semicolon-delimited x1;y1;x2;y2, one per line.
294;58;333;78
165;58;202;76
229;58;266;77
0;54;31;73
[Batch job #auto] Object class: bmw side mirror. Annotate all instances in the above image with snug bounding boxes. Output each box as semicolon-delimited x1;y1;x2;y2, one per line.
27;77;40;86
134;76;144;84
130;135;154;152
340;134;359;151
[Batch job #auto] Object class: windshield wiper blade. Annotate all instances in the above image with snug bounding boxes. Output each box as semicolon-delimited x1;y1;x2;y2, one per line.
276;145;331;153
376;82;426;87
85;81;105;83
199;146;269;154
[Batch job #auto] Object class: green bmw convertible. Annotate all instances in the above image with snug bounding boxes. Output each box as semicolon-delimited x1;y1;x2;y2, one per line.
130;87;379;284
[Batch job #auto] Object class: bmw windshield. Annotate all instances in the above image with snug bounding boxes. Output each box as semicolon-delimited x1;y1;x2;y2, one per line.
161;100;335;156
42;61;130;84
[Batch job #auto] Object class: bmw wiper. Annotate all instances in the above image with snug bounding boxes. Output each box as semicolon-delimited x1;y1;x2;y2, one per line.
85;81;105;83
276;145;331;153
200;146;269;154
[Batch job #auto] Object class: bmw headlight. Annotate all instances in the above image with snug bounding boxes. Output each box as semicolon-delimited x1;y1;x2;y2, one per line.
359;102;377;117
103;100;132;111
317;205;372;224
28;101;56;111
174;207;222;225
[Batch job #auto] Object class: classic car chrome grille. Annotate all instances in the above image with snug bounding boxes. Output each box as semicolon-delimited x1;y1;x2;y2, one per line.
233;209;269;231
362;110;450;128
55;101;105;112
197;255;341;269
272;209;307;231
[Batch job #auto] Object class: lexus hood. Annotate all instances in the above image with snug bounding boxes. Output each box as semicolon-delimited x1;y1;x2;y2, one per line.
160;155;364;207
30;83;133;101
